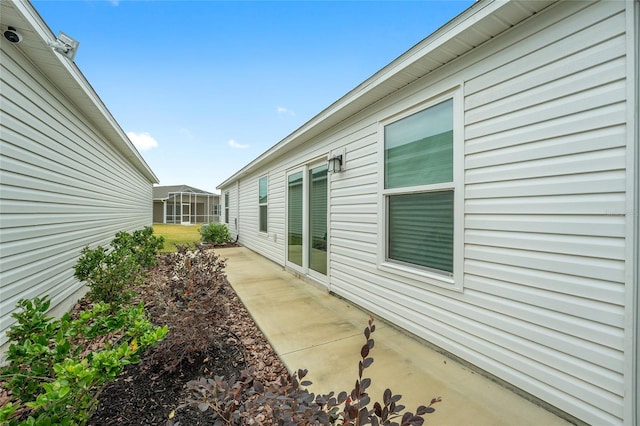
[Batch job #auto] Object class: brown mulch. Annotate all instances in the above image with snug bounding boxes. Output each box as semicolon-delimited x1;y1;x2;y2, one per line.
86;248;289;425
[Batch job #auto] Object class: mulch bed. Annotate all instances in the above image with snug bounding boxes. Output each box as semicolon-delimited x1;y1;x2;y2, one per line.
86;248;289;425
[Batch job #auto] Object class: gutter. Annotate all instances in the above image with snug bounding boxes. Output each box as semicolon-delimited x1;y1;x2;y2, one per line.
217;0;514;189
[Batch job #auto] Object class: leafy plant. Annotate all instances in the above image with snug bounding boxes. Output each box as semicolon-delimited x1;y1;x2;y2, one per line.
174;317;441;425
111;226;164;268
0;295;168;426
141;244;232;372
199;223;232;245
73;226;163;307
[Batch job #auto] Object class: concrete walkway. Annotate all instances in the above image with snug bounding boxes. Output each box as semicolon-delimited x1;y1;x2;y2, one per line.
219;246;571;426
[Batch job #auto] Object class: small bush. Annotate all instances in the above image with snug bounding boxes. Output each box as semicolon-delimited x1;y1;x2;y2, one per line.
199;223;232;245
112;226;164;267
0;296;168;425
73;226;163;307
174;317;441;425
142;244;230;371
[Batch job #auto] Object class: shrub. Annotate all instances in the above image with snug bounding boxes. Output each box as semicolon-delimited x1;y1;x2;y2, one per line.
141;245;230;371
73;226;164;307
111;226;164;267
199;223;232;245
174;317;441;425
0;296;168;425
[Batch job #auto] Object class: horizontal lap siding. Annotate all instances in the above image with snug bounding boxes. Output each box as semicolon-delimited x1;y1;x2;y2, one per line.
0;45;153;346
224;184;238;240
329;128;379;275
236;168;284;265
230;123;379;272
218;2;632;424
462;2;627;424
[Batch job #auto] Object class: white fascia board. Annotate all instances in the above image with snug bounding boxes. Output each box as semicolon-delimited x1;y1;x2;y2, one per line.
12;0;159;184
217;0;518;189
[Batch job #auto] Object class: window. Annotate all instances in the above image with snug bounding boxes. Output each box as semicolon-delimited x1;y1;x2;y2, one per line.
224;192;229;224
287;172;303;266
259;176;268;233
383;98;455;277
308;165;327;275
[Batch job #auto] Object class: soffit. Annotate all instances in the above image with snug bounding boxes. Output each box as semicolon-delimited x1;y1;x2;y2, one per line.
1;0;158;183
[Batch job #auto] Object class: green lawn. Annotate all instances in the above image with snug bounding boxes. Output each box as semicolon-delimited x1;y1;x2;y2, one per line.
153;224;202;252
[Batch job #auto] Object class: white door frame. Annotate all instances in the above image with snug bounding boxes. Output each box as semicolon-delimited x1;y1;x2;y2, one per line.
181;203;191;225
285;159;329;287
285;167;305;275
306;161;329;284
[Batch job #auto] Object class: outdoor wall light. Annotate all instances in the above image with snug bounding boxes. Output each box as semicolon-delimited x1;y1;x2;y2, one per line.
328;154;343;173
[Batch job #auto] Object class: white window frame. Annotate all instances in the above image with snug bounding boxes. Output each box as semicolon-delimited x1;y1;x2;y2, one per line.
224;192;230;224
377;87;464;291
258;175;268;233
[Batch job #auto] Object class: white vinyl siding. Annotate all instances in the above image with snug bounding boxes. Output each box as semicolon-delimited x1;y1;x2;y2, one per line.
216;2;636;424
460;2;628;423
1;35;154;347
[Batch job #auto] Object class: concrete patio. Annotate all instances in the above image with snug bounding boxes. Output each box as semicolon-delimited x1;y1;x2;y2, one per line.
219;246;572;426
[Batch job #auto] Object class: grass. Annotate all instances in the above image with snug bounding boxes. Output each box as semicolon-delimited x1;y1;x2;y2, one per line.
153;223;202;252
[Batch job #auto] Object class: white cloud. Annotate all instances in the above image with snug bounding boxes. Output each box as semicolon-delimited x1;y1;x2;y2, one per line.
178;127;195;140
277;106;295;116
227;139;249;149
127;131;159;151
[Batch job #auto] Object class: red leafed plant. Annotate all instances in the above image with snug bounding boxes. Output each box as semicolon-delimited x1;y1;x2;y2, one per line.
171;317;441;425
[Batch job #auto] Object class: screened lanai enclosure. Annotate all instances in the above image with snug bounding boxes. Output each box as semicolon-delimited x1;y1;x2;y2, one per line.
152;185;220;224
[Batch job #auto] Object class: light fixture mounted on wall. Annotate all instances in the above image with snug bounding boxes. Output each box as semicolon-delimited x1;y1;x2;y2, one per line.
328;148;346;173
328;154;342;173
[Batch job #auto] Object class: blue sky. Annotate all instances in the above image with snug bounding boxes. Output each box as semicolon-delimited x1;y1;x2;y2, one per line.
33;0;474;193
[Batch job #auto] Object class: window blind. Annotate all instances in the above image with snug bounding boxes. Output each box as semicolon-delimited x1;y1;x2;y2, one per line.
388;191;454;274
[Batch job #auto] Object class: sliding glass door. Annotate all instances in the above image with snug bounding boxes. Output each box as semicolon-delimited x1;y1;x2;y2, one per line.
308;165;327;275
286;163;328;282
287;172;303;267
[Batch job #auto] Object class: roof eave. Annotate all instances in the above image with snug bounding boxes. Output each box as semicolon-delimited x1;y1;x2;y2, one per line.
8;0;159;184
217;0;555;189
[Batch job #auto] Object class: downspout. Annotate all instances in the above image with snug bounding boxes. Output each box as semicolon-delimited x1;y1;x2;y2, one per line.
234;219;239;243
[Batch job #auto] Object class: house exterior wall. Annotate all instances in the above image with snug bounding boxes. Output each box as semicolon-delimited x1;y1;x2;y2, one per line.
156;193;220;224
222;184;239;240
0;13;155;349
218;1;637;424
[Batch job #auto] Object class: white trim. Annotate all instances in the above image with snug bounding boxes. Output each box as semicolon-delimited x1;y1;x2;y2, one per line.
10;0;158;184
215;1;553;190
284;160;329;286
376;86;463;292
